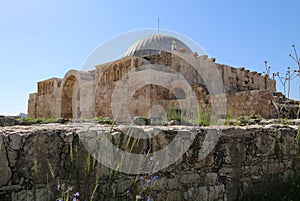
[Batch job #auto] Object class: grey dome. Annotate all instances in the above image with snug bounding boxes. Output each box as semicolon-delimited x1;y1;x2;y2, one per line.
124;34;192;57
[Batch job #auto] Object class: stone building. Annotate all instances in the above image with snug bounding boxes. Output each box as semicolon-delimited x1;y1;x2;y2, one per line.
28;34;277;122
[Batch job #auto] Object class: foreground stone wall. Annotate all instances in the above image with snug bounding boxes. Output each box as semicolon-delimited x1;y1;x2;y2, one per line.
0;116;17;127
0;123;299;201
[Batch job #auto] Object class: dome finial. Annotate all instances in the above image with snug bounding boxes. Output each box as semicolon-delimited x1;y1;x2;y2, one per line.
171;40;177;51
158;18;160;34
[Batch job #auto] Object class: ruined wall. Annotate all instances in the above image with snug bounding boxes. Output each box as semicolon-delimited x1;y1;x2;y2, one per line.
211;90;277;118
27;93;37;118
95;57;135;118
28;78;62;118
148;52;276;94
28;52;277;120
0;124;299;201
93;57;278;120
220;65;276;93
28;71;96;119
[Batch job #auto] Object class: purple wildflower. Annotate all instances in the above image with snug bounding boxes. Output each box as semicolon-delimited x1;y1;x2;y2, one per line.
146;179;151;187
153;175;159;181
74;192;80;197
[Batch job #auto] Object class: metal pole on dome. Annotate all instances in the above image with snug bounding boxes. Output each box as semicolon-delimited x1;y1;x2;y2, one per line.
158;18;160;34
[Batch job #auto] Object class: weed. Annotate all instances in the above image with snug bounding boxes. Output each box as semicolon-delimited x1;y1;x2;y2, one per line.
196;107;211;126
281;118;289;125
166;104;183;122
16;117;59;124
33;159;37;201
93;116;113;125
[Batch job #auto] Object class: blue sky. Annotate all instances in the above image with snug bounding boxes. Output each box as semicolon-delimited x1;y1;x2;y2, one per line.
1;0;300;115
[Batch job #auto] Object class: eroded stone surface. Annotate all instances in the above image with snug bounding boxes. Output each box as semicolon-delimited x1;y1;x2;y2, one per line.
0;123;299;201
0;136;11;187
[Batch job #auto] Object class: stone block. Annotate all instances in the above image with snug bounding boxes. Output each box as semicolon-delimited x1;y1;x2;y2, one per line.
205;172;218;185
180;173;200;184
0;138;11;187
166;190;182;201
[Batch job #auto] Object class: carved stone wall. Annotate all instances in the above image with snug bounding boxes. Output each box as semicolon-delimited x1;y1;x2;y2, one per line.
211;90;277;118
28;78;62;118
28;52;278;120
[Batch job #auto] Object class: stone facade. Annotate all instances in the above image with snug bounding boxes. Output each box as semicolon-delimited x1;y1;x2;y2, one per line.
28;49;277;121
0;123;299;200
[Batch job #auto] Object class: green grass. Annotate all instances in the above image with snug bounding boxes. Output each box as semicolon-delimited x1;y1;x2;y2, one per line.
225;114;264;126
166;104;183;122
16;117;59;124
196;107;211;126
92;116;113;124
16;116;114;125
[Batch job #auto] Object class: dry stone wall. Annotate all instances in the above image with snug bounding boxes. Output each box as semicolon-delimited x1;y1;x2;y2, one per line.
0;123;299;201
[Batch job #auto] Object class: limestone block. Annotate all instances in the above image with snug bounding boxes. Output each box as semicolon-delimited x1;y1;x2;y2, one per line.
152;177;167;191
166;190;182;201
8;133;22;150
193;186;209;201
0;116;17;127
208;185;225;200
167;178;181;190
114;179;134;194
180;173;200;184
0;137;11;187
280;134;299;156
7;151;18;167
95;163;111;178
205;172;218;185
11;188;48;201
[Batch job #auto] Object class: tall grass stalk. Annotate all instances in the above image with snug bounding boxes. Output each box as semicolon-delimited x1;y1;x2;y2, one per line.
33;159;37;201
90;177;99;201
84;153;92;200
69;142;73;162
46;174;49;201
47;160;55;179
26;187;29;201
